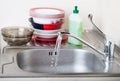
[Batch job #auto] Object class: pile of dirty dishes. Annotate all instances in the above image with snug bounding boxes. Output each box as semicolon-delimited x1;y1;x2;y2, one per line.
29;7;68;46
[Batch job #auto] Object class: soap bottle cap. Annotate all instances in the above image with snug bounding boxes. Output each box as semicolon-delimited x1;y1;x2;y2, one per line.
73;6;79;14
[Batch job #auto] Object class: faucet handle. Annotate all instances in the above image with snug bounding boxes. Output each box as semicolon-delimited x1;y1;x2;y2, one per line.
104;38;115;61
104;40;111;54
110;41;115;59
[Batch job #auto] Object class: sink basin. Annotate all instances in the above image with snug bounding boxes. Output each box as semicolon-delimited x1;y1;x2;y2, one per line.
17;49;105;73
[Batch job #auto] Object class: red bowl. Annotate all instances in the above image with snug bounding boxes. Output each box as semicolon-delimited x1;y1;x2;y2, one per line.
30;34;68;47
43;22;63;30
29;18;63;30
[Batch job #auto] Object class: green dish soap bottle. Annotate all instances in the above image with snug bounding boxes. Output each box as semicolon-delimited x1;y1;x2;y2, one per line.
68;6;82;46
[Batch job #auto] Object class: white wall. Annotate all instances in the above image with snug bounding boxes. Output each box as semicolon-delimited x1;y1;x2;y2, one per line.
101;0;120;45
0;0;100;28
0;0;120;46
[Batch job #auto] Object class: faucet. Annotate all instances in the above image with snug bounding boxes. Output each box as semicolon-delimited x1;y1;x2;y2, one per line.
88;13;115;61
57;32;114;62
53;14;114;62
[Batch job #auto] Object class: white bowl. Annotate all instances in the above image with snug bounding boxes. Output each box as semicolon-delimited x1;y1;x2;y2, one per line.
34;32;57;38
30;7;64;18
34;28;62;34
30;7;64;24
33;17;63;24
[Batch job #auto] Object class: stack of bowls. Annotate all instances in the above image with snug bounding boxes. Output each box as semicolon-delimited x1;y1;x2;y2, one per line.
1;26;34;46
29;7;68;46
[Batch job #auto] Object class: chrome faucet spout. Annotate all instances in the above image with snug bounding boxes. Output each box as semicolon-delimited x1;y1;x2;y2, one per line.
59;32;114;61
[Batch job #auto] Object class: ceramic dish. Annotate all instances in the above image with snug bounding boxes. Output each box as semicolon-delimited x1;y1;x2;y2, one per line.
30;34;68;47
33;17;63;24
30;7;64;18
29;18;63;30
34;28;62;34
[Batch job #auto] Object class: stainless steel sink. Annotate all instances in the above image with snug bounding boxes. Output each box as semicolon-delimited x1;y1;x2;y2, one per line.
1;30;120;78
17;49;105;73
